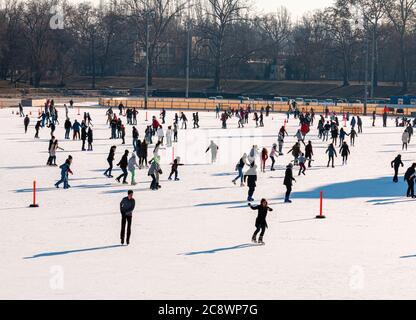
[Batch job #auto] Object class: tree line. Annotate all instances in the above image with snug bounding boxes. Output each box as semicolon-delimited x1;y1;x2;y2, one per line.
1;0;416;95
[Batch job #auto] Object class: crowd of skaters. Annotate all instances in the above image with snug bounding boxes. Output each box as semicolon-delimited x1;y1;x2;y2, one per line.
18;98;416;244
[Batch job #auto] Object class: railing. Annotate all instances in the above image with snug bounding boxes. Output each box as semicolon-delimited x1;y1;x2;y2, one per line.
99;97;416;116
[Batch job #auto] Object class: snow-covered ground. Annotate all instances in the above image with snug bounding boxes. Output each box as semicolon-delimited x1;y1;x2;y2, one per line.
1;106;416;300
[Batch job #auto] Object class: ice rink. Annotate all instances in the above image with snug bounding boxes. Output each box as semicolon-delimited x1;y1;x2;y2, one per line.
1;105;416;299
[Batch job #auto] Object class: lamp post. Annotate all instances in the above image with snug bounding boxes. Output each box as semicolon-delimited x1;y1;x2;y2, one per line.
185;19;191;98
357;14;369;116
144;10;150;109
185;0;191;99
364;17;369;116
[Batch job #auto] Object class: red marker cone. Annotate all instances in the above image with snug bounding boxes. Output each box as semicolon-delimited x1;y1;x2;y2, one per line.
316;191;325;219
29;180;39;208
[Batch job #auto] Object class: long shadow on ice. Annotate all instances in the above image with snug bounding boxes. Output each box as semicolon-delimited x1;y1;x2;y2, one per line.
291;176;403;199
193;187;234;191
195;200;247;207
23;244;123;259
0;165;48;170
14;183;115;193
179;243;260;256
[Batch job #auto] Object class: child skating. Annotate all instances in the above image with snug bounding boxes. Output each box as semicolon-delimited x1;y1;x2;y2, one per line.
168;157;184;181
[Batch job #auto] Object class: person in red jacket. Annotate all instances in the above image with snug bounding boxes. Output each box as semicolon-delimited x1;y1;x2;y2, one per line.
260;148;268;173
152;116;160;136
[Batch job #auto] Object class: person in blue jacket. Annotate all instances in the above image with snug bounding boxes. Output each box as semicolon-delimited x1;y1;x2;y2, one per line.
55;156;73;189
72;120;81;140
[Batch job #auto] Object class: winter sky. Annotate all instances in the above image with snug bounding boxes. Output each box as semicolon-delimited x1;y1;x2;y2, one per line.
69;0;335;19
255;0;334;18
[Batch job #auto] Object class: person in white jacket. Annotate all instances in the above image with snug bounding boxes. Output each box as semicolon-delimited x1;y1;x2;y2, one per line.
248;145;259;164
402;130;410;150
128;153;140;185
157;126;164;145
206;141;219;163
166;126;173;147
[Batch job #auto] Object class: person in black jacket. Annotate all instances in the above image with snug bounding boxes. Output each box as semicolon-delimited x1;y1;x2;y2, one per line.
87;127;93;151
404;163;416;198
283;163;296;203
168;157;184;181
248;199;273;244
104;146;117;177
305;141;313;167
116;150;129;184
339;141;350;165
81;123;87;151
64;118;71;139
132;126;139;152
120;190;135;245
244;163;257;202
391;154;404;183
34;120;41;138
24;115;30;133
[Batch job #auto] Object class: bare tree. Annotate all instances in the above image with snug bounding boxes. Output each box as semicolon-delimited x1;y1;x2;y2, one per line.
255;6;291;68
125;0;186;86
382;0;416;92
0;0;25;82
195;0;248;90
323;4;360;86
67;2;100;89
21;0;58;87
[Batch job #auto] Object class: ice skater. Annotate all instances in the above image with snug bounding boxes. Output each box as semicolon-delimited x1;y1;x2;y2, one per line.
287;142;301;165
119;190;135;245
339;141;350;165
18;103;24;117
55;155;73;189
248;145;259;164
116;150;129;184
326;143;337;168
244;163;258;202
233;153;249;186
260;147;268;172
148;155;162;190
139;140;148;168
404;163;416;198
34;120;41;138
305;141;313;167
297;153;306;175
64;118;72;139
206;141;219;163
391;154;404;183
166;126;173;147
357;116;363;133
104;146;116;178
128;153;140;185
270;144;278;171
24;115;30;133
87;127;93;151
294;129;305;146
168;157;184;181
402;129;409;150
283;163;295;203
248;199;274;245
350;127;358;146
